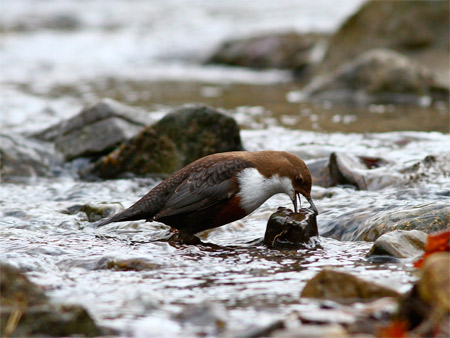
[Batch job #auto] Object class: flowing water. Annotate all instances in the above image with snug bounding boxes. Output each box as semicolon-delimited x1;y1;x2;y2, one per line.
1;1;449;337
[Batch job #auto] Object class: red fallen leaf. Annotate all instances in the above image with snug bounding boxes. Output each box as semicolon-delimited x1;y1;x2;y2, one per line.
378;320;408;338
414;229;450;268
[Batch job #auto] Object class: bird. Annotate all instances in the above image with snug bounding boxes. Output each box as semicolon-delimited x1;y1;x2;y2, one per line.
96;150;318;236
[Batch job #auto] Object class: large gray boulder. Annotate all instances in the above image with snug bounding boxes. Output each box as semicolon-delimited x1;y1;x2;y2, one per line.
87;104;243;179
300;49;448;104
320;0;449;86
33;98;150;161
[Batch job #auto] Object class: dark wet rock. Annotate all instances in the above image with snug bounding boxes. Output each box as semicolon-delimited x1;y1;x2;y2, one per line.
0;132;63;178
207;32;322;75
95;257;159;271
0;263;102;337
301;49;448;104
367;230;428;259
320;0;450;86
78;202;125;222
397;253;450;336
300;269;400;303
352;203;450;242
33;98;149;161
88;104;243;178
264;207;319;250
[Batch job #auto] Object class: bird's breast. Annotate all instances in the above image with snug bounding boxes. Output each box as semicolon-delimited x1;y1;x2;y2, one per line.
236;167;294;214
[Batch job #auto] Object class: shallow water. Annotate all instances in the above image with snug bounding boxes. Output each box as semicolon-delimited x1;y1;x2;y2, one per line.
1;1;450;336
2;129;448;336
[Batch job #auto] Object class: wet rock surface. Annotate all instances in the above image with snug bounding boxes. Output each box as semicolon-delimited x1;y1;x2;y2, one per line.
322;202;450;242
207;32;321;75
367;230;427;259
33;98;149;161
0;263;103;337
0;132;63;179
300;269;400;303
309;152;396;190
352;203;450;242
95;257;160;271
264;207;319;250
301;49;448;104
320;0;450;85
76;202;125;222
88;104;243;178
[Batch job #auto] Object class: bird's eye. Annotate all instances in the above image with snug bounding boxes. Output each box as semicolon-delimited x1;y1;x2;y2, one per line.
296;176;303;184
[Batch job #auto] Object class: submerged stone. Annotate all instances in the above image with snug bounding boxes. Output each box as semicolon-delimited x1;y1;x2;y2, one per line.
78;202;125;222
0;263;103;337
367;230;427;259
95;257;159;271
89;104;243;178
353;203;450;242
264;207;319;250
300;269;400;303
174;303;227;336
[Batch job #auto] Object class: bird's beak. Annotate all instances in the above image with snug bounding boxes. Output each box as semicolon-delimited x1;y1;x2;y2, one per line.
306;195;319;215
292;194;299;213
295;192;319;215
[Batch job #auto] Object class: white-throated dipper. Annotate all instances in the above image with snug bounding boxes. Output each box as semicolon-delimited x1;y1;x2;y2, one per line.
97;151;318;235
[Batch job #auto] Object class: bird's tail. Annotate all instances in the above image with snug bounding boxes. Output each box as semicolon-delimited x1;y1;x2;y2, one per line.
95;205;152;227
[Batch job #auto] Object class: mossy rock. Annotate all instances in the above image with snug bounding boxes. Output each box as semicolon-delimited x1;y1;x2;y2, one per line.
89;104;243;179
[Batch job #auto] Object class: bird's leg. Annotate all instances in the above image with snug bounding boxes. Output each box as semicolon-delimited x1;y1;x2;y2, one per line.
169;231;202;245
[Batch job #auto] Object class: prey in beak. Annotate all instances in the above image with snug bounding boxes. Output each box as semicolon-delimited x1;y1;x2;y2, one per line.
292;193;319;215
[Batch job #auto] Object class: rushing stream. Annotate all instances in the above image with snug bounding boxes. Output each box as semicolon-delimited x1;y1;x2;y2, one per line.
1;1;449;337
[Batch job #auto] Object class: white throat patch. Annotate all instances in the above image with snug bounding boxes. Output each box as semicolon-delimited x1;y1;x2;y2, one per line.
237;167;294;214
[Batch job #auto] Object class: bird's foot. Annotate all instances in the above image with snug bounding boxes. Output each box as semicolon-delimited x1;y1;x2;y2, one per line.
169;232;202;245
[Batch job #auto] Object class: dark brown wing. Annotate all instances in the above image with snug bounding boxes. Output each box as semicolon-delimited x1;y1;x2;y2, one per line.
154;157;253;219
